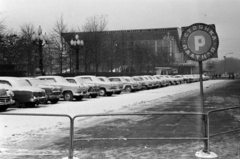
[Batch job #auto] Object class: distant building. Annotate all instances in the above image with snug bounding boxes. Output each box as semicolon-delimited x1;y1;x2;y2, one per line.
62;27;196;74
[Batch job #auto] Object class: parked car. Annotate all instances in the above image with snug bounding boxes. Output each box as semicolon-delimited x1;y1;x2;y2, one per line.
172;75;184;84
121;76;142;91
0;77;46;107
108;76;139;92
141;76;159;88
75;75;117;96
132;76;153;89
36;76;88;101
202;74;210;80
0;88;15;111
65;77;99;98
97;76;123;94
22;78;62;104
153;75;168;86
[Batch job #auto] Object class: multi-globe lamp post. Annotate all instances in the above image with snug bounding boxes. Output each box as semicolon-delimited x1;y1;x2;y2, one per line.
70;34;84;72
31;26;48;75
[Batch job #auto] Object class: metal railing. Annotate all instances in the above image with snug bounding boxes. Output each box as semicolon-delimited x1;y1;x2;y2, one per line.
1;107;240;159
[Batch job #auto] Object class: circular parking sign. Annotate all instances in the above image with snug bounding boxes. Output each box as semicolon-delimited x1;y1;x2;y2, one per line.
180;23;219;61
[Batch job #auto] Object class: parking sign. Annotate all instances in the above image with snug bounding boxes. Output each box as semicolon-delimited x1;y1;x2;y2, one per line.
180;23;219;61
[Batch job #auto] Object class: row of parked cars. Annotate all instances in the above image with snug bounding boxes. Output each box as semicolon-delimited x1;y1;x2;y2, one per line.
0;74;210;111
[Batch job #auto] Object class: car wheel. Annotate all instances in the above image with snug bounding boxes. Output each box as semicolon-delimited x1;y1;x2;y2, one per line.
75;96;83;101
12;100;20;108
39;98;48;104
63;91;73;101
125;86;132;93
106;92;113;96
50;99;59;104
0;105;8;112
99;88;106;96
25;102;36;108
115;91;121;94
90;94;98;98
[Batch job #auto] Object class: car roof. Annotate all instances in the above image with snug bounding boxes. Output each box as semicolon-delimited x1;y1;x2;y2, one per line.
36;76;62;78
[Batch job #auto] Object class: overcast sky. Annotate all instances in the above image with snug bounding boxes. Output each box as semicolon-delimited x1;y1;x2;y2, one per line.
1;0;240;59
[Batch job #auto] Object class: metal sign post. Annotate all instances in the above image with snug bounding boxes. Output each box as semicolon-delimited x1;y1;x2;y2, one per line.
180;23;219;158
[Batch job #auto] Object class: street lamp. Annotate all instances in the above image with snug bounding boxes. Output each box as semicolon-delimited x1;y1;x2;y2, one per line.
163;32;174;66
31;26;48;75
223;52;234;74
70;34;84;72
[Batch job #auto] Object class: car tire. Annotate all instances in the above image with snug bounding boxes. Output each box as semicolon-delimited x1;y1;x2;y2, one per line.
75;96;83;101
106;92;113;96
63;91;73;101
0;105;8;112
25;102;36;108
99;88;106;96
115;91;121;94
90;94;98;98
50;99;59;104
125;86;132;93
39;98;48;104
12;100;20;108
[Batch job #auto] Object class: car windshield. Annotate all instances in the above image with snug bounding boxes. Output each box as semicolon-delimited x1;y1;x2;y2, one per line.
66;79;77;84
27;79;45;85
55;77;69;83
13;79;32;87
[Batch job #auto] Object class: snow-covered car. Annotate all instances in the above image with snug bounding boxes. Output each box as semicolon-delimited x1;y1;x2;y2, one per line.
97;76;123;94
108;76;139;92
172;75;184;84
0;88;14;111
153;75;168;86
36;76;88;101
121;76;142;91
0;77;46;107
132;76;153;89
65;77;99;98
22;78;62;104
75;75;117;96
202;74;210;80
141;75;159;88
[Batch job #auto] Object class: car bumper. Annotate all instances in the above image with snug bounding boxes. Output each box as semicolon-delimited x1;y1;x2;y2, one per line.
0;99;15;105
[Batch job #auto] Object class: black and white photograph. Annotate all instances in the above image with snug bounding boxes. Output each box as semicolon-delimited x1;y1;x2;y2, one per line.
1;0;240;158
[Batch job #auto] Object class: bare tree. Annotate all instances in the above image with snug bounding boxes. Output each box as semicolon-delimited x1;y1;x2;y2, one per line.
82;15;108;73
51;14;68;74
20;23;36;75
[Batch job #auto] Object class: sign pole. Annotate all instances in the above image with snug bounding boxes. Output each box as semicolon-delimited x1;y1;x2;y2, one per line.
199;61;208;153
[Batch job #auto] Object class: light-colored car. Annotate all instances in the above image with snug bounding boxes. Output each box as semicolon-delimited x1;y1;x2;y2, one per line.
108;76;139;92
132;76;153;89
153;75;168;86
23;78;62;104
0;77;46;107
141;76;159;88
75;75;117;96
97;76;123;94
172;75;184;84
65;77;99;98
36;76;88;101
121;76;142;91
0;88;14;111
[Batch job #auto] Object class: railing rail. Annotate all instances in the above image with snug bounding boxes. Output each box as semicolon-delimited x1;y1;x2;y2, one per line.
1;107;240;159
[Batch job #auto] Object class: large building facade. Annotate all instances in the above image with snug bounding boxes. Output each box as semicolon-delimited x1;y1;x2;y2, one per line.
62;27;196;74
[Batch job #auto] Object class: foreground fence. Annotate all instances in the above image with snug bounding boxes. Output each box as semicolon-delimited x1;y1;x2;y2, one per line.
1;106;240;159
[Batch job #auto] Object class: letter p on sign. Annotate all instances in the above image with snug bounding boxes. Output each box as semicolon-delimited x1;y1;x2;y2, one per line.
195;36;205;51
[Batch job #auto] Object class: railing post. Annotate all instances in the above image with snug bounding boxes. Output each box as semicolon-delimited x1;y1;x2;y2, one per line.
62;117;79;159
195;114;218;158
